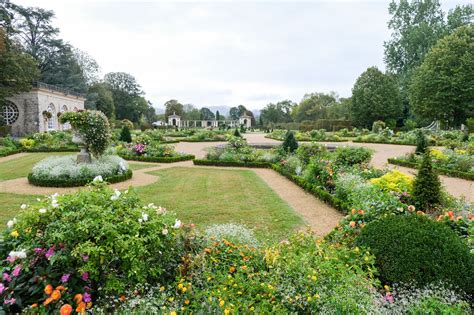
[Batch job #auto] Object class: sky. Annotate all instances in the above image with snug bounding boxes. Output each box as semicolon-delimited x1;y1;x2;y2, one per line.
13;0;469;111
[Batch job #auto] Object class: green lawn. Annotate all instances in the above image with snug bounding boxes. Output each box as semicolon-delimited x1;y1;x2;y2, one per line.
136;167;303;241
128;162;160;171
0;193;40;228
0;152;73;181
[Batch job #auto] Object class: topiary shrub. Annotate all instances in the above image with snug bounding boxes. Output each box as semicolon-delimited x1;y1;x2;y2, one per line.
415;130;428;154
282;130;298;153
355;215;474;295
334;146;373;166
412;152;441;210
119;125;132;143
233;128;241;137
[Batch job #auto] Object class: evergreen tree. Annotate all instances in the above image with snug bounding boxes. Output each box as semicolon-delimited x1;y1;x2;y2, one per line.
233;128;241;137
119;125;132;143
412;152;441;211
415;130;428;154
282;130;298;153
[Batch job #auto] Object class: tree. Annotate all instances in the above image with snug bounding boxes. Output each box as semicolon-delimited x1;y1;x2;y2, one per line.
119;125;132;143
164;99;184;120
104;72;144;122
183;104;200;120
409;25;474;127
260;100;295;125
412;152;441;210
292;92;337;122
73;48;99;86
216;110;220;121
282;130;298;153
85;83;115;119
143;101;157;124
0;27;39;110
351;67;402;128
200;107;215;120
327;97;352;120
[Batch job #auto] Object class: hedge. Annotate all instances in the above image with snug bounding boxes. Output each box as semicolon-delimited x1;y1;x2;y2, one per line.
0;148;22;157
388;158;474;181
265;135;348;142
27;169;133;187
23;146;79;152
271;164;350;214
179;138;226;142
353;139;415;146
193;159;272;168
118;153;195;163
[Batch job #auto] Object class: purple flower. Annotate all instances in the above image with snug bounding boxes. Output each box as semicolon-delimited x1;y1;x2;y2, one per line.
3;298;15;305
2;273;11;283
0;283;4;294
83;292;91;303
45;246;55;259
81;255;89;262
61;273;70;283
34;248;44;254
12;265;21;277
81;272;89;281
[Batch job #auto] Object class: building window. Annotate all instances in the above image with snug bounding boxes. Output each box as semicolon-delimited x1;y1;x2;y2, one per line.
61;105;70;129
47;103;56;130
1;101;19;125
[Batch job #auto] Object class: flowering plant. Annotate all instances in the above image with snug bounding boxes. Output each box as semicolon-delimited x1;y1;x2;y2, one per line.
133;143;146;155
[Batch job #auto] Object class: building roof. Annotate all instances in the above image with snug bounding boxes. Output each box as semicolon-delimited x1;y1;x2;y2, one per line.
240;113;252;118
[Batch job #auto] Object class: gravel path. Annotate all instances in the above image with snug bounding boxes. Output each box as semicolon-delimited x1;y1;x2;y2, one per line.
0;152;30;163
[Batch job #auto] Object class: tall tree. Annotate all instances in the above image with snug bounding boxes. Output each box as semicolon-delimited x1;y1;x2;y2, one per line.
104;72;144;122
292;92;337;122
85;83;115;119
409;25;474;127
327;97;352;120
216;110;220;121
183;104;200;120
164;99;184;119
351;67;402;128
143;101;157;123
260;100;295;125
73;48;99;86
200;107;215;120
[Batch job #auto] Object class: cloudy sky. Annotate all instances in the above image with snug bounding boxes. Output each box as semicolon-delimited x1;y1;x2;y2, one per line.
13;0;468;111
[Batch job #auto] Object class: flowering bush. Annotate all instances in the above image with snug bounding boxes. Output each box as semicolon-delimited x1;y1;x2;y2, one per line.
370;170;413;194
204;223;259;247
60;110;111;157
133;143;146;155
0;183;195;312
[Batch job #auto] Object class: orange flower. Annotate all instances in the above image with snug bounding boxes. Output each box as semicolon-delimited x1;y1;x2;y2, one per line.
360;223;366;229
73;293;83;304
416;211;425;216
31;303;38;308
51;289;61;301
456;216;463;221
437;215;445;221
351;209;356;214
43;297;54;306
229;266;236;273
358;210;365;215
447;211;454;219
60;304;73;315
241;265;248;270
349;221;356;228
204;248;211;254
76;302;86;313
119;295;126;302
56;285;67;291
44;284;53;295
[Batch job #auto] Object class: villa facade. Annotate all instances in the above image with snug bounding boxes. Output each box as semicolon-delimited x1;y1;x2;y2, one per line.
165;112;252;128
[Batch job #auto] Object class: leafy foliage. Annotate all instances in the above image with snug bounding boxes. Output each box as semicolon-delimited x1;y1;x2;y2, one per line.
282;130;298;153
119;125;132;143
412;152;441;210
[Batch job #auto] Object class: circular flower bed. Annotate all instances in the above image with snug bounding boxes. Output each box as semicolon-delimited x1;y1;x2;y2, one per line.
28;155;132;187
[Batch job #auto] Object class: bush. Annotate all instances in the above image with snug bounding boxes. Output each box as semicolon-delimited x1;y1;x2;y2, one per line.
412;153;441;210
0;183;195;312
334;146;372;166
282;130;298;153
119;125;132;143
204;223;259;247
355;215;474;295
370;170;413;194
415;130;428;154
295;143;327;165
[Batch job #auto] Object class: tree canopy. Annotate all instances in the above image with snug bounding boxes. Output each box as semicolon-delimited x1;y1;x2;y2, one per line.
164;99;184;120
260;100;295;126
409;25;474;126
292;92;338;122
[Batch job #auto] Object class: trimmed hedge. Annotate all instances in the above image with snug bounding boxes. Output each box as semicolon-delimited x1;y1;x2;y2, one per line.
23;146;79;153
0;148;22;157
271;164;349;213
28;169;133;187
179;138;226;142
118;153;195;163
265;135;348;142
193;159;272;168
388;158;474;180
353;139;415;146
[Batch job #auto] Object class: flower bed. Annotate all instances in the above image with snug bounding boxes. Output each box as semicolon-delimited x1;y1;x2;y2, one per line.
266;129;348;142
193;159;272;168
28;155;132;187
388;149;474;180
119;153;195;163
116;142;193;163
18;131;80;152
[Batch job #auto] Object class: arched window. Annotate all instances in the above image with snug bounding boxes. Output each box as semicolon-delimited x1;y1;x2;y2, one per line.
1;101;19;125
61;105;70;129
47;103;56;130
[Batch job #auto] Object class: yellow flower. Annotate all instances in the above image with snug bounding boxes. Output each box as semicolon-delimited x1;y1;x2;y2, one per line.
219;299;225;307
224;308;231;315
170;312;177;315
177;283;184;290
181;287;187;293
311;275;317;281
160;286;165;292
185;300;190;305
10;230;19;238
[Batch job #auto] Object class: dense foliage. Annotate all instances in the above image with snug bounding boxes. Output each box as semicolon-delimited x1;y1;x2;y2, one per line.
412;152;442;210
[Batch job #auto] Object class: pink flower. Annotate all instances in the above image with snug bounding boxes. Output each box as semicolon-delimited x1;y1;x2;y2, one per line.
81;255;89;262
2;273;11;283
61;273;70;283
45;246;55;259
6;256;16;263
3;298;15;305
0;283;5;294
384;293;394;303
83;292;91;303
81;272;89;281
34;248;44;254
12;265;21;277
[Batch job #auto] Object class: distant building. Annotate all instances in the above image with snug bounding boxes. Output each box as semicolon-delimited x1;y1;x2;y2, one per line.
3;82;85;136
165;112;251;128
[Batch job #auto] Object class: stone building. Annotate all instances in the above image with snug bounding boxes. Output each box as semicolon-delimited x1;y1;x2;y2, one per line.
165;112;252;128
2;83;85;136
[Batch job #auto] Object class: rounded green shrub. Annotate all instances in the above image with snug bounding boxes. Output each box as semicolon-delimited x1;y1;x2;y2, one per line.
355;215;474;295
282;130;298;153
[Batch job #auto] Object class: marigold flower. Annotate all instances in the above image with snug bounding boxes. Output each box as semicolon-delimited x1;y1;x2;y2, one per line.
416;211;425;216
229;266;236;273
456;216;463;221
31;303;38;308
349;221;356;227
56;285;66;291
73;293;83;304
241;265;248;270
119;295;126;302
185;299;190;305
44;284;54;295
447;211;454;219
60;304;73;315
10;230;19;238
204;248;211;254
76;302;86;313
358;210;365;215
43;297;54;306
351;209;356;214
51;289;61;300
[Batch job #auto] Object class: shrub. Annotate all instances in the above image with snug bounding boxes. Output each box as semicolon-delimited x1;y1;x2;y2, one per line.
412;153;441;210
282;130;298;153
119;125;132;143
0;183;196;312
415;130;428;154
355;215;474;295
372;120;386;133
334;146;372;166
295;143;326;165
204;223;259;247
370;170;413;194
466;117;474;133
233;128;241;137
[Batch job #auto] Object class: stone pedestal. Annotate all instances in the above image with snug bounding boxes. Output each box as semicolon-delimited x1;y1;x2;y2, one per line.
72;132;91;163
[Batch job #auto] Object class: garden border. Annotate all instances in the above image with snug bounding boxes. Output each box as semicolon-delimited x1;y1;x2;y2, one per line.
353;140;416;146
264;135;348;142
193;159;272;168
388;158;474;180
118;153;195;163
27;169;133;187
0;148;22;157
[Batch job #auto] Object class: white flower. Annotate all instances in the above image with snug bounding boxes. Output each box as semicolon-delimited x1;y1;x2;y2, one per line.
9;250;26;259
93;175;103;182
173;219;182;229
119;161;127;172
6;220;15;228
156;206;166;215
110;189;121;201
162;228;168;235
138;218;143;223
52;200;59;208
13;218;17;224
142;212;149;222
20;204;28;209
39;208;47;214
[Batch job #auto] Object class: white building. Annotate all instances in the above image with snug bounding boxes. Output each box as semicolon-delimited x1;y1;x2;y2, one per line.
166;112;252;128
3;83;85;136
